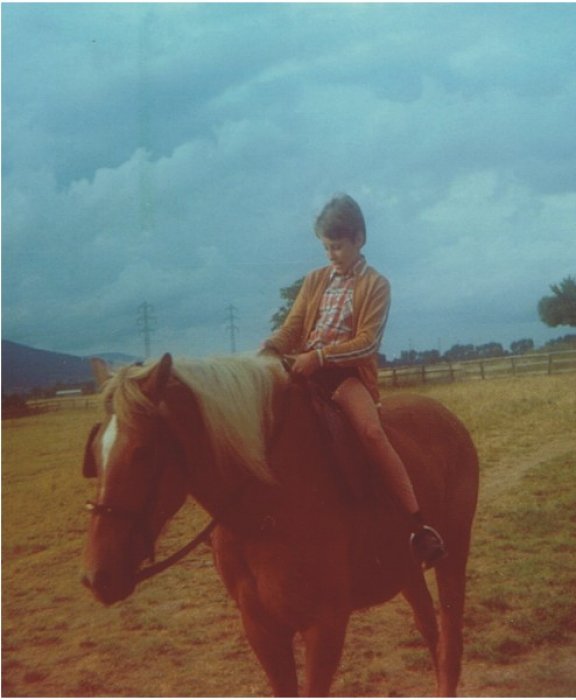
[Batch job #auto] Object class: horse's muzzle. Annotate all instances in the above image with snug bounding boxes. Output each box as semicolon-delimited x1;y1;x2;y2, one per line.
81;568;136;606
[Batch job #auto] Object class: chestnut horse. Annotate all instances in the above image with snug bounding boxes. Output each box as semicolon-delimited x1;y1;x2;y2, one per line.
82;353;478;697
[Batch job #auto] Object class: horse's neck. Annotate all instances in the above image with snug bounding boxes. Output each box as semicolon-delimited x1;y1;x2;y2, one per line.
162;383;264;522
165;380;345;528
268;382;346;494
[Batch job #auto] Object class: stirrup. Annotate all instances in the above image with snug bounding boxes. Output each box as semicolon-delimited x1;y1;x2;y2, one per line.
410;525;447;571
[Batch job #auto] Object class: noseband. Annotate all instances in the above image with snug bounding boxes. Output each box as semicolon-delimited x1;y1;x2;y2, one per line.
85;500;159;564
86;499;217;582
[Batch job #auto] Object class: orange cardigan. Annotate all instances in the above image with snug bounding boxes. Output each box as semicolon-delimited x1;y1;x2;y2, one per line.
265;264;390;402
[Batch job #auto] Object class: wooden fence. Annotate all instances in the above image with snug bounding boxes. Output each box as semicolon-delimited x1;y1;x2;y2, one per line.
378;348;576;389
26;395;100;413
11;349;576;414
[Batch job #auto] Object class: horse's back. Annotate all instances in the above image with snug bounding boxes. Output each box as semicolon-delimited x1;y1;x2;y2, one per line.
380;393;474;450
380;392;479;501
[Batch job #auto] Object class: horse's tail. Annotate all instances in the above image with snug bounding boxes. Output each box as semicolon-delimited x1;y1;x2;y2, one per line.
433;406;479;696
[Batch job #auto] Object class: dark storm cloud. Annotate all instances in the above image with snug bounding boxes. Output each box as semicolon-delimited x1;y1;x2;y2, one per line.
3;3;575;359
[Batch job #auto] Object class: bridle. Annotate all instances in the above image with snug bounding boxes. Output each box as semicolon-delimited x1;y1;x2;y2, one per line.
85;416;218;583
137;518;218;582
85;499;218;583
84;357;286;584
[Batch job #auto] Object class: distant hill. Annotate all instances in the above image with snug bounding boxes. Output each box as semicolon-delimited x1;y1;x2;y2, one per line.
1;340;140;395
2;340;93;394
97;352;142;367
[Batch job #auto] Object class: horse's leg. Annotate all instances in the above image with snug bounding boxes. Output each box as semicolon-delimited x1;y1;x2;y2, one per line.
239;601;298;697
402;573;439;670
213;535;298;696
240;610;298;697
301;611;349;697
433;545;469;696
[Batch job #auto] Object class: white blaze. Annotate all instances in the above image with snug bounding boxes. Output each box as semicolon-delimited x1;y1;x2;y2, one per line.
101;415;118;471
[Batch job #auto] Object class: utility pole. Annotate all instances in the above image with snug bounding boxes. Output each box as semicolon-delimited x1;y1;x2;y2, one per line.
225;304;238;354
137;301;156;359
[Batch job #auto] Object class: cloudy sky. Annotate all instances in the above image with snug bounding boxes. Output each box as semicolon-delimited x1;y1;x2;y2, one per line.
3;3;575;361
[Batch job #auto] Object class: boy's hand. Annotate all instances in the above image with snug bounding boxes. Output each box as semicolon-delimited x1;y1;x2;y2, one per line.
291;351;321;377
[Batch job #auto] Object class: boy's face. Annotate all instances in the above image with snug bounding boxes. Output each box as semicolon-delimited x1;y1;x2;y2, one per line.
320;233;363;275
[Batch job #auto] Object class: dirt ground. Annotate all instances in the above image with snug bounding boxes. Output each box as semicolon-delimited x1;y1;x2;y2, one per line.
3;375;576;697
459;640;576;698
438;435;576;699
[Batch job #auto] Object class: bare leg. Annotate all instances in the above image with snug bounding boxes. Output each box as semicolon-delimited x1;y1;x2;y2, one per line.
332;377;420;515
332;378;446;569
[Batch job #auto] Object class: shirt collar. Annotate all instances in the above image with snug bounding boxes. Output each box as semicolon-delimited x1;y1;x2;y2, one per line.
330;254;367;281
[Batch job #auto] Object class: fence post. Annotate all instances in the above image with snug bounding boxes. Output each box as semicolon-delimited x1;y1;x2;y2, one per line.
479;361;485;380
547;353;553;375
421;365;427;384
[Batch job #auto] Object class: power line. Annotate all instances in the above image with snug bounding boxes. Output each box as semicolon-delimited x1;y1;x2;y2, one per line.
225;304;239;354
137;301;157;359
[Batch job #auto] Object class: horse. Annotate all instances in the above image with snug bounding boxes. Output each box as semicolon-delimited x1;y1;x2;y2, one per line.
81;352;479;697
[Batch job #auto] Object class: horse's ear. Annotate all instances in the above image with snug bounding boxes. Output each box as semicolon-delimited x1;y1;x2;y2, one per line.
142;353;173;404
83;422;102;478
90;358;112;389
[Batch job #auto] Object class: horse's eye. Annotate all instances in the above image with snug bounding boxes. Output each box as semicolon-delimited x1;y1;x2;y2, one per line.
132;445;152;465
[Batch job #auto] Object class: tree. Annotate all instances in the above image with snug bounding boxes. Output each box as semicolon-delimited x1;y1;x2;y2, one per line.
270;277;304;331
510;338;534;355
544;334;576;350
443;344;477;362
400;350;418;365
538;275;576;327
398;349;441;366
476;342;505;359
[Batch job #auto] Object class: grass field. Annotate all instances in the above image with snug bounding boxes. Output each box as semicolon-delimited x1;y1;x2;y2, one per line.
3;373;576;697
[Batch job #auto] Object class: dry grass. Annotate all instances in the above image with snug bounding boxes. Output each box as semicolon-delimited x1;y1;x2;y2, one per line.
2;373;576;696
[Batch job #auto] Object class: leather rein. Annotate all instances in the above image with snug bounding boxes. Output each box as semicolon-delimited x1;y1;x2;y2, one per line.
136;518;218;582
85;500;218;583
85;415;220;584
85;441;252;584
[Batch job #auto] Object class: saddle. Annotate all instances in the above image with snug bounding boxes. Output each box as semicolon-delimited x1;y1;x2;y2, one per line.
304;379;376;504
276;354;378;503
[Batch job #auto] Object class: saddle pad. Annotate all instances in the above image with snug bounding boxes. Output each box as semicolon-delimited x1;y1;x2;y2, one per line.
306;383;375;503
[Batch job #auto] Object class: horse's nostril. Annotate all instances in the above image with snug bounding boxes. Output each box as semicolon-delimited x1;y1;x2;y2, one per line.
83;567;135;605
82;569;113;597
92;569;113;593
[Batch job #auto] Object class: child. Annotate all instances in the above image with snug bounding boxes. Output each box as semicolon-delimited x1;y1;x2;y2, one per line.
262;194;446;570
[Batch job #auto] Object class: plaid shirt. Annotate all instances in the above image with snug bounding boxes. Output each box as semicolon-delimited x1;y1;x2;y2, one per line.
306;256;367;351
265;258;390;400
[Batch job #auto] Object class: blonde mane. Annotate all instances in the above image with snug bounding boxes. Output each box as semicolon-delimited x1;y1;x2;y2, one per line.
102;362;158;423
103;355;289;484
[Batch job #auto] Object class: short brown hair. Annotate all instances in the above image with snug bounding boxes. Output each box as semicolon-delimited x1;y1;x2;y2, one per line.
314;194;366;245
